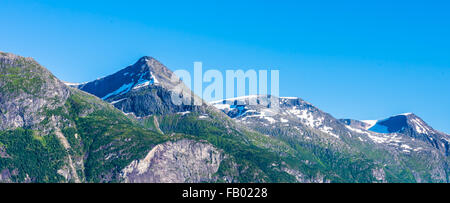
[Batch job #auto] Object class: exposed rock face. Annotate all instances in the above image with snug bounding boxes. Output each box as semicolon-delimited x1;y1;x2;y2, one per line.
397;114;449;156
73;56;208;117
121;139;224;183
212;95;450;183
0;52;79;183
372;168;387;183
0;169;12;183
211;95;351;143
281;167;330;183
74;56;185;99
0;52;70;130
344;113;450;157
2;51;449;183
0;145;8;158
109;84;208;117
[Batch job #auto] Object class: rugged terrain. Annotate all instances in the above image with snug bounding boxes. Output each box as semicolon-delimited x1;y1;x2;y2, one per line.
1;51;449;183
212;96;450;182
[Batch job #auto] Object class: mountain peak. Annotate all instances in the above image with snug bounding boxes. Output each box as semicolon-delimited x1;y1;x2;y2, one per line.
73;56;178;101
1;51;37;67
365;113;436;135
398;112;414;116
139;56;155;61
127;56;159;74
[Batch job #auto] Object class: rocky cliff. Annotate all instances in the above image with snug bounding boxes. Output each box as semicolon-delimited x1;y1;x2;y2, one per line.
121;139;224;183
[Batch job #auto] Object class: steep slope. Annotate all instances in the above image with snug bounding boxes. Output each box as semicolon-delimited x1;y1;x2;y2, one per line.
0;52;77;182
212;96;350;141
356;113;450;156
72;57;332;182
0;52;228;183
1;52;331;183
73;57;442;183
6;51;447;183
0;52;70;131
71;56;205;117
339;119;374;130
341;113;450;182
212;95;450;182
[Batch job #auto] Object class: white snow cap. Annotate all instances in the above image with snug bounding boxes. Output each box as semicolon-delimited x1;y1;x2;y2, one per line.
361;120;378;130
280;97;299;99
398;113;413;116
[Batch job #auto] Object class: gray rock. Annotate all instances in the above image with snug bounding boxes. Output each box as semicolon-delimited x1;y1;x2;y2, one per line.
0;52;70;131
121;139;224;183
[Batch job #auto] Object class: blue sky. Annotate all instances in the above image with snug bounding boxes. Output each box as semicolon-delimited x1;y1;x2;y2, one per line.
1;0;449;133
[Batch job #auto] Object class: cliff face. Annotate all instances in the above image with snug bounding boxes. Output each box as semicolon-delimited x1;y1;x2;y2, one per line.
121;139;224;183
0;52;70;131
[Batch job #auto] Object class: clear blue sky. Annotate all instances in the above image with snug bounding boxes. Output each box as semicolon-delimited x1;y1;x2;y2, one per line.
1;0;449;133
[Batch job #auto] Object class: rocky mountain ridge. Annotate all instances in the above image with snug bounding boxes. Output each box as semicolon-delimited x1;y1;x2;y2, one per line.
1;52;449;183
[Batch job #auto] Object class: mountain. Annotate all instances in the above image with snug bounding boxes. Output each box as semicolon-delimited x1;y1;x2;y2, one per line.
211;96;351;140
2;51;449;183
71;57;339;183
339;119;375;130
1;52;336;183
70;56;205;117
76;56;450;183
0;52;254;183
212;95;450;182
0;52;178;182
347;113;449;156
74;57;402;182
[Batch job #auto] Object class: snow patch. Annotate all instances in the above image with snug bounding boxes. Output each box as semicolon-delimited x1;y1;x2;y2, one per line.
102;82;134;100
401;144;412;150
199;115;209;119
64;82;80;86
111;98;127;105
286;106;338;138
132;71;158;90
345;125;371;136
213;104;231;110
320;126;339;138
210;95;259;105
366;133;402;144
410;118;432;134
398;113;413;116
263;116;276;124
177;111;191;116
361;120;378;130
